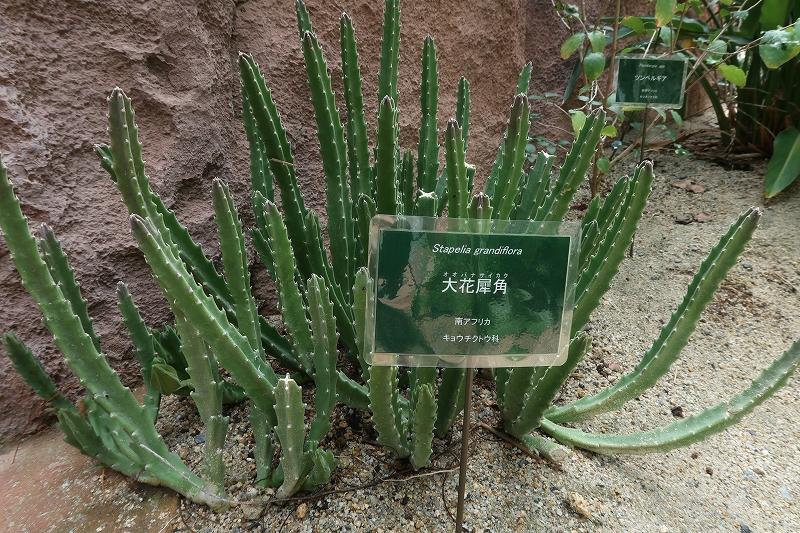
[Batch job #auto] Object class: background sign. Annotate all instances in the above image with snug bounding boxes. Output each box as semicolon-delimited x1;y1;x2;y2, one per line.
366;216;580;368
615;56;688;108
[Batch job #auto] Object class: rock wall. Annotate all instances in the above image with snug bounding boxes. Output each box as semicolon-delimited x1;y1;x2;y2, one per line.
0;0;624;441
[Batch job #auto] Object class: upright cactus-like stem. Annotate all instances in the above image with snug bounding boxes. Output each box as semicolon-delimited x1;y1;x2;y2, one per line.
369;366;410;457
514;152;554;220
484;63;532;199
340;13;371;201
250;408;276;487
435;367;465;438
273;375;308;498
516;62;533;94
239;54;311;278
174;311;228;495
38;225;101;352
505;335;590;438
399;151;415;215
263;202;315;372
456;77;471;154
131;215;276;416
377;0;401;106
571;162;653;332
414;190;438;217
354;194;377;270
306;275;339;449
242;91;273;203
468;193;493;220
212;179;266;365
117;283;160;420
376;96;399;214
410;383;437;469
417;36;440;193
490;94;531;220
534;110;606;222
211;181;276;478
352;267;372;382
300;30;354;300
444;119;469;219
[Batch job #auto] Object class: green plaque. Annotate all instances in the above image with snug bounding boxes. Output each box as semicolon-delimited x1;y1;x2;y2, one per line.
614;56;688;108
366;216;580;368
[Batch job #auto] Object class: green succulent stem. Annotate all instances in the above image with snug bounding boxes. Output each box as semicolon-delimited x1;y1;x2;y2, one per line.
542;339;800;453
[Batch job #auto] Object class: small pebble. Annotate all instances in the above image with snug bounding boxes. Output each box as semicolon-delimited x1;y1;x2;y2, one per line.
566;492;591;519
296;502;308;519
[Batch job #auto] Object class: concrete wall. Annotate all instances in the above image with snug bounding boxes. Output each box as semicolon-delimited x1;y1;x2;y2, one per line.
0;0;638;441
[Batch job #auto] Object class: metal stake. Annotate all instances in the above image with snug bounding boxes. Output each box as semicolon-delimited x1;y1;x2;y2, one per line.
629;104;650;258
455;366;474;532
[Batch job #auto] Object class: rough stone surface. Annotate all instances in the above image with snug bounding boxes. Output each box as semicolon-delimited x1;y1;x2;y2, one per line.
0;427;179;531
0;0;617;441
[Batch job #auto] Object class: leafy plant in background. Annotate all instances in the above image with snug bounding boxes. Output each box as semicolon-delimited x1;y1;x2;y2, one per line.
1;0;799;514
557;0;800;197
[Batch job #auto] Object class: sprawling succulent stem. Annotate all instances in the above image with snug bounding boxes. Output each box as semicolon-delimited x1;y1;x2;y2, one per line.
549;207;762;422
541;340;800;453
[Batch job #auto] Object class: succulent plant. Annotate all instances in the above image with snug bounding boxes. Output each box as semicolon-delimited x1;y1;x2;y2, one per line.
242;0;800;465
0;157;226;509
1;0;798;514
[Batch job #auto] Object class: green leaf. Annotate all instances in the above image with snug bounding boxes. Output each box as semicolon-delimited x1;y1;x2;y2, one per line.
764;127;800;198
705;39;727;61
621;16;645;34
601;124;617;137
670;110;683;128
150;361;184;395
587;30;605;53
759;29;800;69
570;110;587;136
561;32;585;59
760;0;790;30
655;0;677;27
718;64;746;87
597;156;610;174
659;26;674;48
582;52;605;81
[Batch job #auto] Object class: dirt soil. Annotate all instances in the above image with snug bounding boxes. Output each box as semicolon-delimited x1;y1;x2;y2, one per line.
2;149;798;532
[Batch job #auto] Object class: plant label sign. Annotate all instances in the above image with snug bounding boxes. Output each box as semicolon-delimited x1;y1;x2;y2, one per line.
615;56;688;108
365;216;580;368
